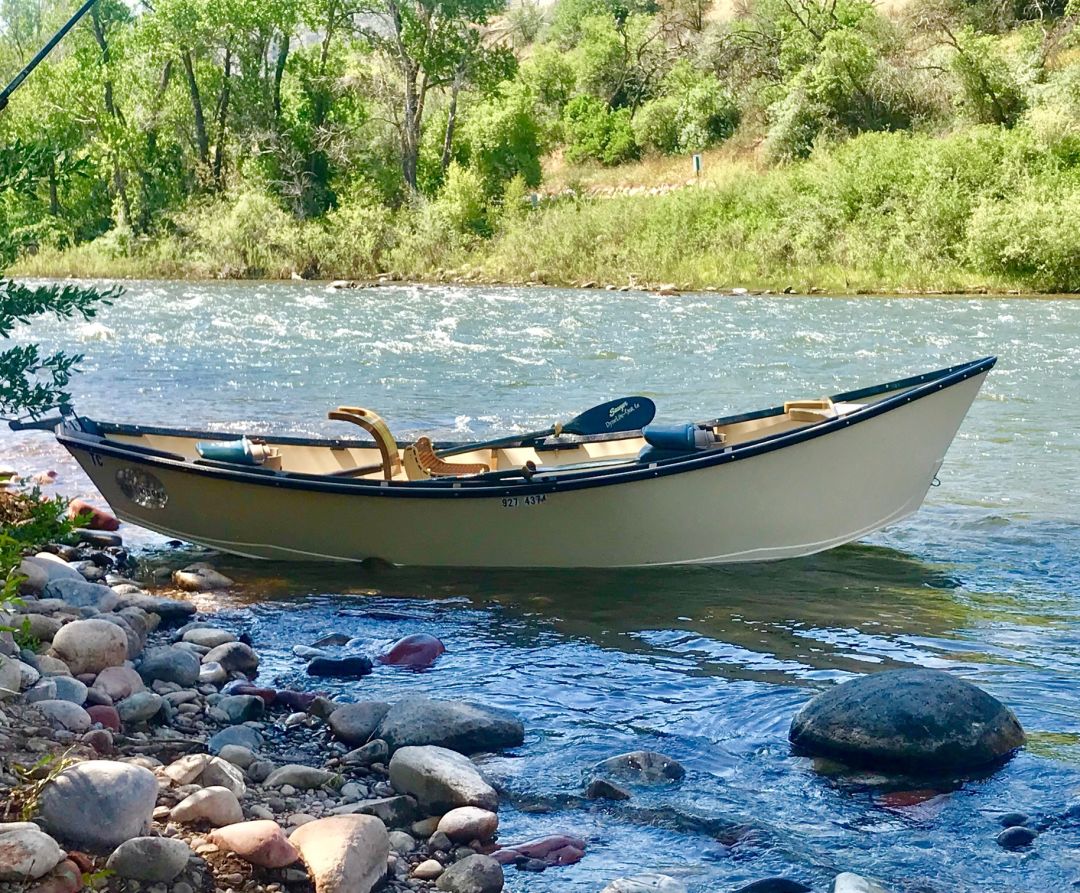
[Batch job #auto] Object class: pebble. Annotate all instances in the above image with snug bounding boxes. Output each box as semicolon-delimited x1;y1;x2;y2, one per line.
413;859;444;880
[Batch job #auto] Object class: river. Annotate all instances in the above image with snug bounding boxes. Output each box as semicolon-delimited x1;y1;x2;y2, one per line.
3;281;1080;892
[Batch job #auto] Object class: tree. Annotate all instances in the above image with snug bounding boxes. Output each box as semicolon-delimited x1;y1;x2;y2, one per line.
0;146;118;418
349;0;511;190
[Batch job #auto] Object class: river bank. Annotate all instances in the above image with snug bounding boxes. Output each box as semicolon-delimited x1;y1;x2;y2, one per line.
2;282;1079;890
0;531;931;893
2;525;1069;893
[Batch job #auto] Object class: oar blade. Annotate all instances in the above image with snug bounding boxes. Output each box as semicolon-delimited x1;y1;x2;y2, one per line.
563;396;656;436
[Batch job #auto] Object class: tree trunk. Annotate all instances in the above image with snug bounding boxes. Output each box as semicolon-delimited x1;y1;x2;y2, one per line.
47;155;59;216
213;46;232;189
401;64;421;191
182;49;211;170
440;66;464;172
274;34;290;123
90;5;131;226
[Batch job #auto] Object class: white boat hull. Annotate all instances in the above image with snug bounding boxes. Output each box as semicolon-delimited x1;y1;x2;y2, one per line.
58;365;990;567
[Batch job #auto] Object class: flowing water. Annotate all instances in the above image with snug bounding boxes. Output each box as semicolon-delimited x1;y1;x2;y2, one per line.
3;281;1080;892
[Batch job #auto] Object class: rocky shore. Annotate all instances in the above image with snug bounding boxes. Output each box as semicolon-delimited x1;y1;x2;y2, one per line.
0;531;1039;893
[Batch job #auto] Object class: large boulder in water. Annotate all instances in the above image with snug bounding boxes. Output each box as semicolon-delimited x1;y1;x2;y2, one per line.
376;698;524;755
789;668;1025;773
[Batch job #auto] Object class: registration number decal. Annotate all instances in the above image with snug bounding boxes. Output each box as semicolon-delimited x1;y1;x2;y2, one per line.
501;494;547;508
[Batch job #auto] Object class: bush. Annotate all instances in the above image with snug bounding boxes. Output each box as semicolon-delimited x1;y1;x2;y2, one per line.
435;163;490;237
967;184;1080;291
635;63;739;154
309;189;399;277
179;189;303;277
562;95;640;164
459;84;544;197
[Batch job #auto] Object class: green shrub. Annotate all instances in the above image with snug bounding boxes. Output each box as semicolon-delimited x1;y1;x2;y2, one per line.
459;84;544;197
562;95;640;164
967;184;1080;291
635;62;739;154
179;190;303;277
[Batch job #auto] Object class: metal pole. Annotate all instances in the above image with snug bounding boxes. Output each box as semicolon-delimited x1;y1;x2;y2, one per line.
0;0;101;113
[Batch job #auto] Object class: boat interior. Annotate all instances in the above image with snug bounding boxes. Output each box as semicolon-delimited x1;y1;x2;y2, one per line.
91;388;895;485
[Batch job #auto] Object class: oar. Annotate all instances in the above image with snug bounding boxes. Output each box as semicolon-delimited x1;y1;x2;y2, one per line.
439;396;656;459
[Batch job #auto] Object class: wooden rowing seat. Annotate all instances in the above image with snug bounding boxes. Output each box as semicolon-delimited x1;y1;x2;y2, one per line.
784;398;836;423
328;406;401;480
403;437;490;480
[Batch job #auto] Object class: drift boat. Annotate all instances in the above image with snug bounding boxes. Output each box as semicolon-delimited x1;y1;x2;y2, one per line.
41;357;993;568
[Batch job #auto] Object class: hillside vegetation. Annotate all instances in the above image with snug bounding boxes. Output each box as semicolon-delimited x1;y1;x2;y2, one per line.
2;0;1080;291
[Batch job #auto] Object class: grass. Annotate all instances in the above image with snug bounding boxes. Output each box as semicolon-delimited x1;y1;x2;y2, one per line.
12;128;1079;295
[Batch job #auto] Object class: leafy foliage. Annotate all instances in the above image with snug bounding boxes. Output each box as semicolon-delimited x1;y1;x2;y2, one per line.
0;280;119;419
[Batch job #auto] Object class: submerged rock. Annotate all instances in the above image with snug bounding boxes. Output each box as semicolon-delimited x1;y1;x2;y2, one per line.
601;875;688;893
732;880;812;893
789;669;1026;772
997;826;1038;849
376;698;524;755
830;874;890;893
307;656;373;678
377;634;446;670
594;751;685;784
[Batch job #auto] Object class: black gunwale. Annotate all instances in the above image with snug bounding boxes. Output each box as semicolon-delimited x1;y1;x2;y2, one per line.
56;356;995;500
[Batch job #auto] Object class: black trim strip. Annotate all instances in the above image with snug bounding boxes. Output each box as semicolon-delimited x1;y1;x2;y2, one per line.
56;357;995;500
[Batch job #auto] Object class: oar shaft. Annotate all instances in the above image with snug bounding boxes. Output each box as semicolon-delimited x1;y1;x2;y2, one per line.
0;0;100;112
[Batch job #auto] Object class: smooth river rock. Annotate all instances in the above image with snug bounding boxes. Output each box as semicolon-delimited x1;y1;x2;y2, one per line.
92;665;145;701
289;815;390;893
789;668;1026;772
264;764;337;790
49;619;128;675
138;646;201;687
389;745;498;812
42;579;118;611
105;836;192;882
435;853;504;893
203;641;259;676
0;828;66;880
39;760;158;852
0;655;20;700
171;786;245;827
376;698;524;755
328;702;391;745
34;700;91;733
437;807;498;843
211;820;299;868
